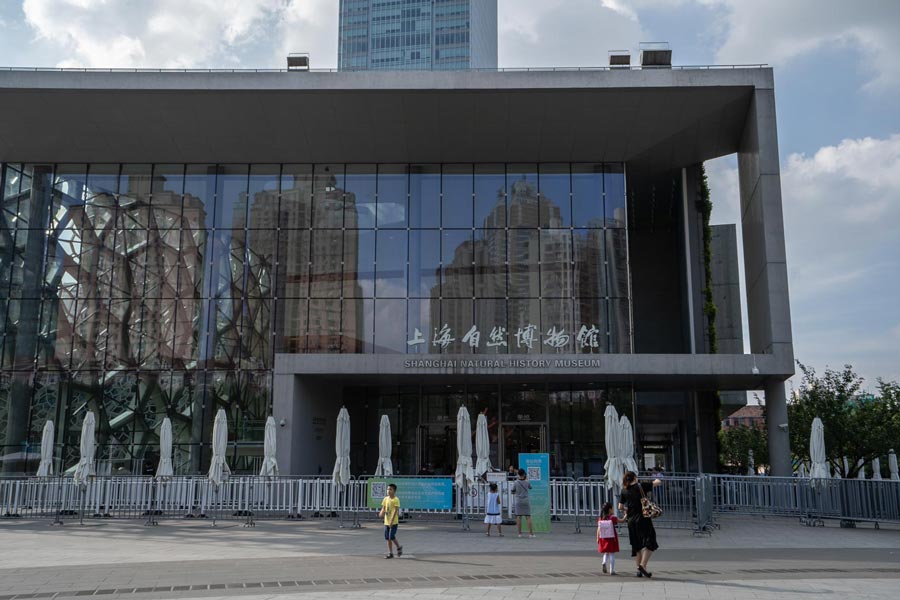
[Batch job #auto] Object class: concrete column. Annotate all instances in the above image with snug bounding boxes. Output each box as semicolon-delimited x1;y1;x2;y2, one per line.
765;380;791;476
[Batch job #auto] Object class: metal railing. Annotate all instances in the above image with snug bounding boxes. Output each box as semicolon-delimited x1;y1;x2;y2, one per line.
0;64;769;75
5;473;896;530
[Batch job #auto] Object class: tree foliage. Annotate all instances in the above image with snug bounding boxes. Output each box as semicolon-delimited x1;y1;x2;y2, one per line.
788;363;900;477
719;423;768;474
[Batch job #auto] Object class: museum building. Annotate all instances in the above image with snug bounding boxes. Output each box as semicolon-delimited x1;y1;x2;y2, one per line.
0;61;795;477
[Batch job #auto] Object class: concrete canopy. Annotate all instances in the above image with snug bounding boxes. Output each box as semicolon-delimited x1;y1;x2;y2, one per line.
0;68;766;166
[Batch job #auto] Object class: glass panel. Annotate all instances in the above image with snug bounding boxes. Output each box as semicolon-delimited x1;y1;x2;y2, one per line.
439;298;473;354
377;164;408;228
214;165;248;229
475;299;507;354
539;229;572;298
507;164;538;228
307;298;341;352
183;165;216;230
280;298;308;353
441;164;472;228
374;298;406;353
474;228;505;298
609;298;632;353
573;228;607;298
245;228;276;300
344;164;376;228
539;163;570;227
541;297;573;353
280;164;313;229
206;230;247;299
408;229;440;297
343;229;375;298
605;163;626;227
572;163;604;228
342;297;374;353
502;384;547;423
312;164;344;229
246;164;280;229
607;229;628;298
309;230;343;298
149;164;185;230
573;297;606;353
441;230;473;298
507;298;540;354
409;165;440;228
406;297;437;354
474;164;505;228
507;229;539;298
277;229;310;299
375;229;407;298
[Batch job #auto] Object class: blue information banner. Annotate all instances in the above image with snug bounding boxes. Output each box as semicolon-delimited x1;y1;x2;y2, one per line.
366;477;454;510
519;453;551;533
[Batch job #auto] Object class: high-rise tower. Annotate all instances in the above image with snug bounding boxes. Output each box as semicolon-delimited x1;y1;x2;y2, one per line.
338;0;498;71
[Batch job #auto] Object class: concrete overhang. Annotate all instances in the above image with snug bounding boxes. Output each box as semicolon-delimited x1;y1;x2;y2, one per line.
274;352;789;391
0;68;771;167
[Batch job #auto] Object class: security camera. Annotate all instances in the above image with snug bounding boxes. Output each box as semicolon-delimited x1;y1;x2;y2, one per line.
279;418;287;428
778;423;788;432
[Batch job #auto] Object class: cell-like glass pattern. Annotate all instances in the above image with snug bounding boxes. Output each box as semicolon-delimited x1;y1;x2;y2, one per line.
0;162;629;474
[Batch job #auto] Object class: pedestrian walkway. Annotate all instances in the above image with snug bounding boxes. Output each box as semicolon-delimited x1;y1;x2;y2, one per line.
1;515;898;599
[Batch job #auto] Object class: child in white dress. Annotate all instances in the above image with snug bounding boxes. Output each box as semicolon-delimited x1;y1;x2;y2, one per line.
484;482;503;536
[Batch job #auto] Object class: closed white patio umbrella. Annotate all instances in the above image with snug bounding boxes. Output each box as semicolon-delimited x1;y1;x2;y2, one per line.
156;417;174;480
604;405;624;496
73;412;96;485
889;450;899;481
619;416;639;474
808;417;830;481
259;416;278;477
843;456;850;478
856;458;866;480
374;414;393;477
871;457;882;481
208;409;231;487
747;449;756;476
455;406;474;489
332;407;351;486
474;413;492;478
798;461;808;478
36;420;55;477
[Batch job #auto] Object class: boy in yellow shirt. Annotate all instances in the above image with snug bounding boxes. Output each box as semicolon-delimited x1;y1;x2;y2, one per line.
379;483;403;559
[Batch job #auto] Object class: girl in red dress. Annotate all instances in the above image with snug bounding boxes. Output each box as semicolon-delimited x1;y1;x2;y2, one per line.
597;501;620;575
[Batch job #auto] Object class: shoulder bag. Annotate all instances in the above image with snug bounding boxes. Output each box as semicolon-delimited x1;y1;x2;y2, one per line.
639;484;662;519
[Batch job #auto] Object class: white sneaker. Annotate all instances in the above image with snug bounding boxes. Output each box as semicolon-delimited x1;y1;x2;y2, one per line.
529;534;535;538
517;534;522;538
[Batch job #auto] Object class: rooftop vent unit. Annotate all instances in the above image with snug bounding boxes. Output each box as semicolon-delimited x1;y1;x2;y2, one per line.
287;53;310;71
608;50;631;68
639;42;672;68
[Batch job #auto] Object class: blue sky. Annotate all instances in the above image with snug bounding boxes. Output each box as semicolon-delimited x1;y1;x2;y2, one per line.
1;0;898;390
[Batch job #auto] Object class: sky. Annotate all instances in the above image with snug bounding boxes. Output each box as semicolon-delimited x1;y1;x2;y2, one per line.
0;0;898;391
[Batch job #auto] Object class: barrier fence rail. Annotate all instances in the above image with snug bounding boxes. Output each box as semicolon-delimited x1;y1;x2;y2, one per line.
3;474;898;530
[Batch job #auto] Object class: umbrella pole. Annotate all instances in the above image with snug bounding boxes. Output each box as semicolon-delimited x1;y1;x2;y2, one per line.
51;472;64;527
78;482;86;526
461;481;469;531
244;477;256;528
144;479;156;526
212;484;219;527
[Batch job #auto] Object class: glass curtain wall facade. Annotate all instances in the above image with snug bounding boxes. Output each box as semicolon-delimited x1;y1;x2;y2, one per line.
0;161;629;474
339;0;494;71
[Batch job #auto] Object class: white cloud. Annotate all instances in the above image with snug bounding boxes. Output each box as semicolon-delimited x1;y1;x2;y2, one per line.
708;135;900;387
498;0;646;68
277;0;338;69
22;0;285;69
707;0;900;91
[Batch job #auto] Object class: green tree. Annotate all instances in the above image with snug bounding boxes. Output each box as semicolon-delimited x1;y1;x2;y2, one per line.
719;424;768;474
788;363;900;477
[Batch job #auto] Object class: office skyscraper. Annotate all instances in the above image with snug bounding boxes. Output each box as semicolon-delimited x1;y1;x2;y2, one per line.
338;0;498;71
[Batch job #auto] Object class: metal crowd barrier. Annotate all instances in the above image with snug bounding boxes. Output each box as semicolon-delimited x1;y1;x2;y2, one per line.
6;473;897;530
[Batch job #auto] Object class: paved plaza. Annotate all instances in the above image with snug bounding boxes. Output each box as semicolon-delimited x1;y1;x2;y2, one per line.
1;515;899;599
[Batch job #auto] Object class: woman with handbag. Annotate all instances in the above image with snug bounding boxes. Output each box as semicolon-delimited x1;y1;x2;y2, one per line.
617;471;662;578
